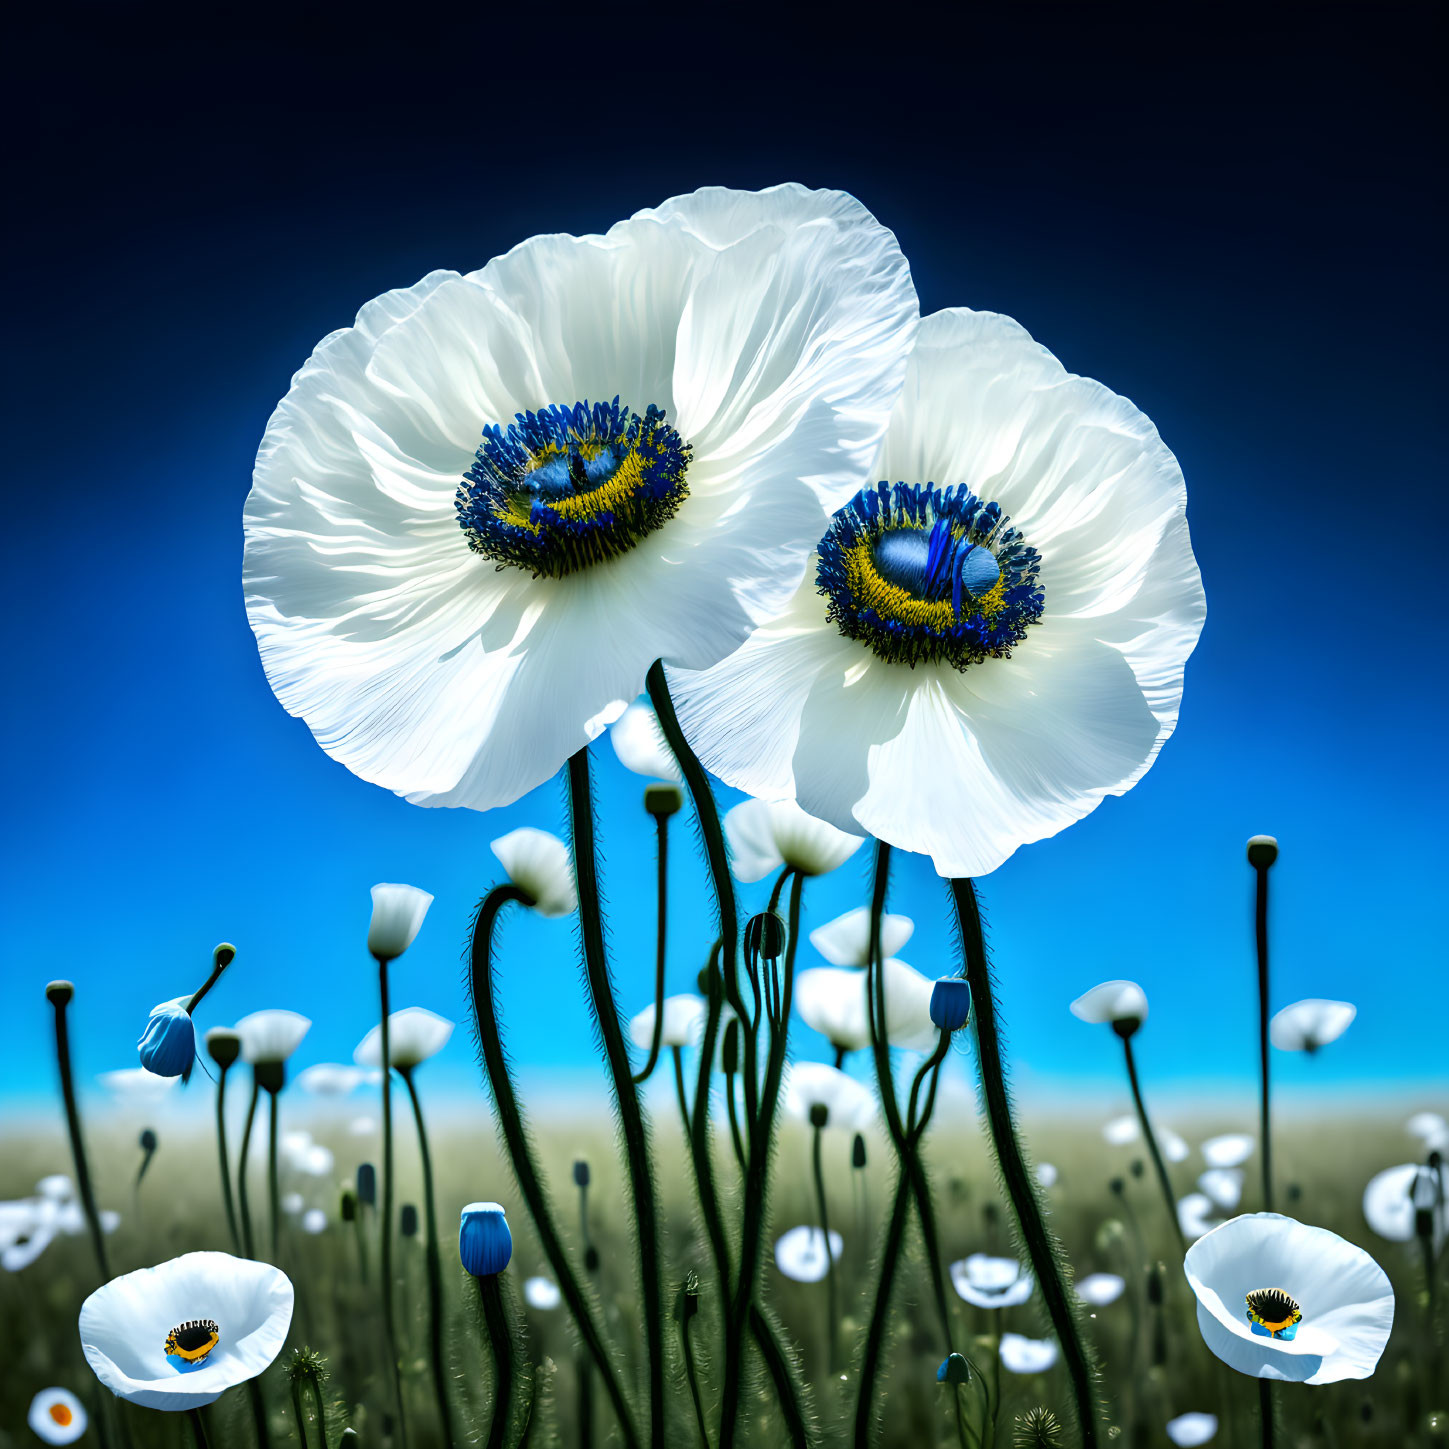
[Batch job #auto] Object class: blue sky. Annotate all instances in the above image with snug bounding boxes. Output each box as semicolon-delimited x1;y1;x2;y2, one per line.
3;9;1445;1120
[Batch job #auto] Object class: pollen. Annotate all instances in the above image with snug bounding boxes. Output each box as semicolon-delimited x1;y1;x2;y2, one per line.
49;1405;73;1426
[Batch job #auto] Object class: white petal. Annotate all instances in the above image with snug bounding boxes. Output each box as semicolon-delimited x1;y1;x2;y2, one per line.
998;1333;1058;1374
1199;1169;1245;1211
1103;1115;1140;1145
367;883;433;961
1179;1194;1220;1242
295;1064;365;1096
355;1007;454;1069
1160;1127;1190;1164
609;703;681;783
773;1225;843;1283
1363;1163;1447;1247
1269;1000;1356;1052
723;798;863;883
491;829;577;917
1166;1413;1218;1447
807;907;914;967
1201;1134;1255;1169
1077;1273;1125;1306
782;1062;877;1131
1036;1163;1059;1188
950;1255;1033;1308
628;995;707;1050
98;1069;177;1101
302;1209;327;1235
235;1011;312;1065
1407;1111;1448;1147
523;1276;562;1310
1070;980;1148;1025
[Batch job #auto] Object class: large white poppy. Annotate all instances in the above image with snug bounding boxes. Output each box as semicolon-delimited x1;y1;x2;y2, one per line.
80;1252;293;1410
245;186;917;811
1183;1212;1394;1383
235;1011;312;1065
793;959;938;1053
355;1007;455;1069
723;798;864;883
808;906;914;966
1268;1000;1356;1053
491;828;577;917
667;307;1205;878
781;1061;878;1131
950;1254;1034;1309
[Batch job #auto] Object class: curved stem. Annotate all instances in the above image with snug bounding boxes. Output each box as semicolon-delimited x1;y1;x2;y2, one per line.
467;883;640;1448
811;1123;838;1373
49;989;110;1280
567;747;664;1449
478;1274;516;1449
377;958;407;1448
267;1088;281;1261
1254;862;1274;1212
681;1308;712;1449
634;812;671;1084
949;877;1100;1449
214;1064;241;1254
854;1166;912;1446
748;1304;812;1449
1120;1035;1187;1254
238;1076;259;1259
671;1046;692;1143
907;1032;950;1140
184;961;226;1017
401;1067;457;1449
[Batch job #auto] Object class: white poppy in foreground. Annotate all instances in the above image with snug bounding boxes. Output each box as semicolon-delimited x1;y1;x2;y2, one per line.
523;1276;562;1310
1199;1169;1245;1211
794;959;938;1054
773;1226;843;1283
1077;1272;1125;1306
1362;1163;1446;1249
1166;1413;1218;1447
1184;1212;1393;1383
367;884;433;962
628;995;706;1050
668;307;1204;878
355;1007;455;1070
98;1069;176;1102
999;1333;1058;1375
723;799;863;883
235;1012;311;1065
295;1064;366;1096
1269;1000;1356;1053
28;1387;87;1444
1070;980;1148;1028
80;1252;293;1409
808;907;914;967
1179;1194;1221;1242
950;1254;1033;1309
1201;1134;1254;1169
609;704;681;783
782;1062;878;1131
491;829;577;918
245;186;917;813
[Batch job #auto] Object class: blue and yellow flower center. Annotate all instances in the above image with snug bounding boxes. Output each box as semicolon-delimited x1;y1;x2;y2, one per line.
1245;1287;1302;1340
165;1318;220;1371
816;482;1044;668
457;399;691;579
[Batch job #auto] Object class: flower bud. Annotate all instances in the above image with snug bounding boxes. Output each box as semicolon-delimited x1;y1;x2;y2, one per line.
46;980;74;1007
206;1028;241;1069
400;1204;419;1239
573;1159;591;1189
928;978;972;1032
357;1163;377;1207
584;1245;600;1273
644;784;683;818
744;911;786;963
1247;834;1279;868
459;1202;512;1277
213;943;237;970
139;1128;158;1153
340;1189;357;1223
138;999;197;1079
808;1103;829;1130
852;1133;867;1170
1130;1158;1145;1180
937;1352;970;1385
254;1060;285;1094
722;1018;740;1074
367;883;433;962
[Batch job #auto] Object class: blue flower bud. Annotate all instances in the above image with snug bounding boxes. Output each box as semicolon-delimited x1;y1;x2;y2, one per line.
138;999;197;1079
460;1201;512;1277
929;978;972;1032
937;1351;971;1384
356;1163;377;1207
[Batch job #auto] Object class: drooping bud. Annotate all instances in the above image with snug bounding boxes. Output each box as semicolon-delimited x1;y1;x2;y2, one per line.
743;911;786;964
138;998;198;1079
459;1202;512;1277
1247;835;1279;869
936;1352;971;1385
928;977;972;1032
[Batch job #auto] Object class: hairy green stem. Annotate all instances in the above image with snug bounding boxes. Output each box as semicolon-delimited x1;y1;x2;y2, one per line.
268;1089;281;1261
478;1274;516;1449
308;1379;329;1449
634;810;671;1084
376;958;407;1448
748;1304;812;1449
289;1380;308;1449
854;1166;912;1446
239;1076;260;1259
1120;1034;1187;1254
47;986;110;1280
681;1307;711;1449
810;1123;838;1372
214;1064;241;1254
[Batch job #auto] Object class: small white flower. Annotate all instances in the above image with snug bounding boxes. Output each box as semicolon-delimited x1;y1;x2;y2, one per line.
367;884;433;962
295;1064;366;1096
80;1251;294;1409
302;1209;327;1235
1268;999;1356;1053
794;959;938;1054
1201;1134;1255;1169
98;1069;177;1102
1166;1412;1218;1447
491;829;577;918
1179;1194;1221;1242
1184;1212;1394;1383
950;1254;1034;1309
1199;1169;1245;1211
28;1387;87;1445
1103;1115;1139;1146
37;1174;74;1202
1077;1272;1125;1306
1362;1163;1446;1250
782;1062;878;1131
350;1116;377;1136
355;1007;455;1070
998;1333;1058;1375
282;1193;305;1215
235;1011;312;1065
628;995;706;1050
724;798;864;883
1036;1162;1059;1189
807;907;914;967
609;704;681;783
1069;980;1148;1027
1406;1111;1449;1151
773;1226;842;1283
523;1276;562;1310
1160;1127;1190;1164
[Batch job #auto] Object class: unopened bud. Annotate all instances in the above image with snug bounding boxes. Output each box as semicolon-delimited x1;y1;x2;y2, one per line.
206;1028;241;1069
809;1103;829;1130
340;1189;357;1223
644;784;683;818
573;1159;590;1189
744;911;786;963
936;1352;970;1385
357;1163;377;1207
1130;1158;1145;1180
1247;834;1279;869
400;1204;419;1239
213;943;237;969
722;1018;740;1074
254;1060;285;1094
139;1128;158;1153
584;1245;600;1273
852;1133;867;1170
46;980;74;1007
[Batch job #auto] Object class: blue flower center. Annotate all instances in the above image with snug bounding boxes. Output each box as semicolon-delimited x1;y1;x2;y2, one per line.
165;1318;220;1371
816;482;1044;668
456;398;691;579
1245;1287;1301;1340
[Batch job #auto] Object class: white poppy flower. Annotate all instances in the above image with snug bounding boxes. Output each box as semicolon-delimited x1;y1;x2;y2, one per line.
950;1254;1034;1309
1201;1134;1255;1169
667;307;1205;878
794;959;938;1053
98;1069;177;1102
628;995;706;1050
235;1011;312;1065
1199;1169;1245;1211
355;1007;455;1070
282;1193;305;1215
1184;1212;1394;1383
367;884;433;962
1077;1272;1126;1306
1166;1412;1218;1447
610;703;681;783
1036;1162;1059;1189
37;1174;74;1201
79;1251;294;1410
491;829;577;918
808;907;914;967
1362;1163;1447;1250
295;1064;366;1096
28;1387;87;1445
1179;1194;1221;1242
1407;1111;1449;1151
998;1333;1058;1375
245;186;917;813
1;1198;54;1271
523;1276;562;1310
302;1209;327;1235
1103;1115;1140;1146
1160;1127;1190;1164
782;1062;878;1131
723;798;864;883
1069;980;1148;1027
1269;1000;1356;1053
773;1226;843;1284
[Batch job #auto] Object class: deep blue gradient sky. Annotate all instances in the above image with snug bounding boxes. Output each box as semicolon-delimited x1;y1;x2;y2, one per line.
3;8;1445;1120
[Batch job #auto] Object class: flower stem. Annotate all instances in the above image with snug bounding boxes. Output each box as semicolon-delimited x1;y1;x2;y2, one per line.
400;1067;456;1449
184;960;226;1016
467;883;640;1448
1258;1377;1275;1449
308;1379;330;1449
854;1164;913;1444
189;1408;212;1449
290;1379;309;1449
376;957;407;1449
268;1088;282;1261
810;1122;839;1373
567;746;665;1449
214;1064;242;1254
1253;861;1274;1212
46;982;110;1280
239;1075;260;1258
672;1046;692;1143
747;1303;812;1449
634;810;671;1084
680;1305;711;1449
1119;1035;1187;1254
948;877;1101;1449
477;1274;516;1449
